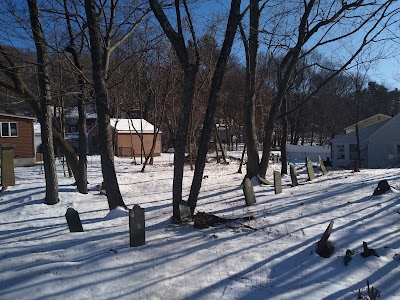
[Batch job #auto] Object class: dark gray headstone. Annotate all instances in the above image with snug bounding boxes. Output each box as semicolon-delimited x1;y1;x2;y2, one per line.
65;208;84;232
318;156;328;175
273;171;282;194
1;144;15;188
129;205;145;247
316;221;334;258
179;200;192;222
373;179;391;195
306;157;315;181
243;178;256;206
290;165;298;187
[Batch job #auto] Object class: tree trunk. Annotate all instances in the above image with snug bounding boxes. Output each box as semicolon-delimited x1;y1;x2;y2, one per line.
241;0;260;179
64;0;88;194
84;0;126;210
27;0;59;205
187;0;241;214
173;67;197;220
280;97;288;175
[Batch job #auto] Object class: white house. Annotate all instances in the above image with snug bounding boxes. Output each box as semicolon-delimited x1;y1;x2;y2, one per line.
331;113;400;168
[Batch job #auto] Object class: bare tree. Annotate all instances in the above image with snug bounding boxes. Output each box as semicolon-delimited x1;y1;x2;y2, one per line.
258;0;399;178
149;0;200;222
187;0;242;214
84;0;127;210
27;0;59;205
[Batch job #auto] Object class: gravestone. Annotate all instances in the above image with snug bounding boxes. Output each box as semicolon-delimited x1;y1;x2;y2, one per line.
316;221;334;258
373;179;391;195
290;165;298;187
129;205;145;247
318;155;328;175
179;200;192;222
1;144;15;188
65;208;84;232
273;171;282;194
243;178;256;206
306;157;315;181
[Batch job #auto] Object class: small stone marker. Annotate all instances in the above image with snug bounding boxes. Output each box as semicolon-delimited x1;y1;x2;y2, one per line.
361;241;380;258
373;179;391;195
129;205;145;247
316;221;334;258
65;208;84;232
179;200;192;222
306;157;315;181
243;178;256;206
290;165;298;187
344;249;353;266
1;144;15;188
318;155;328;175
273;171;282;194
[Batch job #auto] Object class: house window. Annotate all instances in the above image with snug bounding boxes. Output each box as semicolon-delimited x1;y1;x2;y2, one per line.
349;144;358;160
336;144;345;160
1;122;18;137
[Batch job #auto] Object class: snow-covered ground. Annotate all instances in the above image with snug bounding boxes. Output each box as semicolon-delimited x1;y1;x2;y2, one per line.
0;153;399;300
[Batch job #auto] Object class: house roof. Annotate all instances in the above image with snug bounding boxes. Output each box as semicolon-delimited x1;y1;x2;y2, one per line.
110;119;159;133
0;113;36;121
331;119;389;144
344;113;391;133
367;112;400;142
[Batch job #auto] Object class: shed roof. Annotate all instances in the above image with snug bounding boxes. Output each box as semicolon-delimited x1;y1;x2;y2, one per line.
110;118;159;133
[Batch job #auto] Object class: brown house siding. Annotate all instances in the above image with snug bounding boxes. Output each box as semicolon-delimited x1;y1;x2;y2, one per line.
0;115;35;158
115;132;161;157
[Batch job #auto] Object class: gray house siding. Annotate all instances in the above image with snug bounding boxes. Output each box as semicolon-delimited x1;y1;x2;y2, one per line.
331;121;388;168
367;113;400;168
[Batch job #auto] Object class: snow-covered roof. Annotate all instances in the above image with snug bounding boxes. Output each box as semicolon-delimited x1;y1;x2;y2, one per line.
109;118;159;133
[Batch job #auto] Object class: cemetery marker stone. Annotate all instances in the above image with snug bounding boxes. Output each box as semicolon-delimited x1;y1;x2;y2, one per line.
290;165;298;187
65;208;84;232
243;178;256;206
273;171;282;194
316;221;334;258
318;155;328;175
179;200;192;222
129;205;145;247
1;144;15;188
306;157;315;181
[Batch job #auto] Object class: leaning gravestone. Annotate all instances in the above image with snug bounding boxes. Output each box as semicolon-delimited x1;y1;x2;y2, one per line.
65;208;84;232
273;171;282;194
129;205;145;247
243;178;256;206
306;157;316;181
290;165;298;187
1;144;16;188
316;221;334;258
318;155;328;175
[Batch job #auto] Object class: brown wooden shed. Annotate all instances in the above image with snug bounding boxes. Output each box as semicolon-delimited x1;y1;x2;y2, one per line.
88;118;161;158
0;113;36;167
